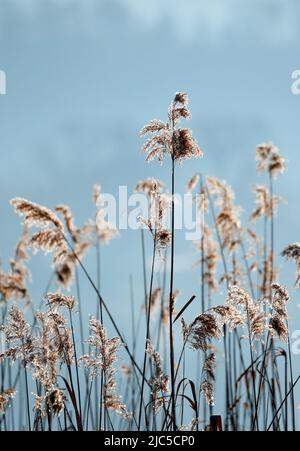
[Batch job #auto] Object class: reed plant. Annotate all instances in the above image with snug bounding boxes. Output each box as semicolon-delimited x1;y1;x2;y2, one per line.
0;93;298;431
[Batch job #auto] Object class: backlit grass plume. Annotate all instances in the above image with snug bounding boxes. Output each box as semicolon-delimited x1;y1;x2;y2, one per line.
0;92;297;432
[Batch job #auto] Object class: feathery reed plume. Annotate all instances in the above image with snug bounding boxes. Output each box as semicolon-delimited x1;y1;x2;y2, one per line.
30;321;58;392
136;178;170;220
10;197;69;266
149;287;162;317
259;250;278;300
155;229;172;250
29;229;68;264
10;224;31;280
206;177;241;255
172;128;203;162
282;243;300;289
256;142;286;177
226;285;262;430
271;283;289;318
185;313;222;352
140;120;169;163
0;226;31;304
93;184;119;244
268;283;289;341
194;225;218;292
244;228;261;275
181;318;190;342
46;389;66;416
0;301;74;419
55;205;80;242
33;394;46;418
161;289;180;330
15;305;78;428
250;185;282;222
0;273;28;304
0;306;32;362
135;178;165;195
55;241;90;290
186;174;200;194
33;389;66;419
0;389;16;414
254;143;286;317
146;340;169;413
195;181;209;215
121;365;132;377
55;204;91;288
226;285;267;340
269;315;288;342
137;180;172;250
211;305;244;330
140;92;203;163
46;292;76;311
80;318;131;420
0;306;33;428
10;198;64;230
32;309;74;392
201;353;216;406
137;216;172;250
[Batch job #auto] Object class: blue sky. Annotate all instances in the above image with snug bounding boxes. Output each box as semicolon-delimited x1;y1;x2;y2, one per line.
1;0;300;420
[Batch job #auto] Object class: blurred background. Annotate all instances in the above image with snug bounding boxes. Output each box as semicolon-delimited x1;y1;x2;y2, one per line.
1;0;300;422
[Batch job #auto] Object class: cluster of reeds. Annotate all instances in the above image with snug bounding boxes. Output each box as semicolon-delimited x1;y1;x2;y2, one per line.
0;93;298;431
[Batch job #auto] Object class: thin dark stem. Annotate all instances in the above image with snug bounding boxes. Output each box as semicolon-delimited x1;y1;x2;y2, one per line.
244;299;259;431
168;156;176;430
205;183;231;429
24;364;31;431
287;322;296;430
266;375;300;431
141;228;148;318
63;236;148;386
85;380;93;430
269;173;274;295
95;238;104;431
156;248;168;353
253;332;270;429
129;275;137;422
74;265;85;357
68;309;82;422
138;235;157;431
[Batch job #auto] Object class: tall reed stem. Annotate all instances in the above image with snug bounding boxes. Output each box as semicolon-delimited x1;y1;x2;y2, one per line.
138;234;157;430
168;156;177;430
